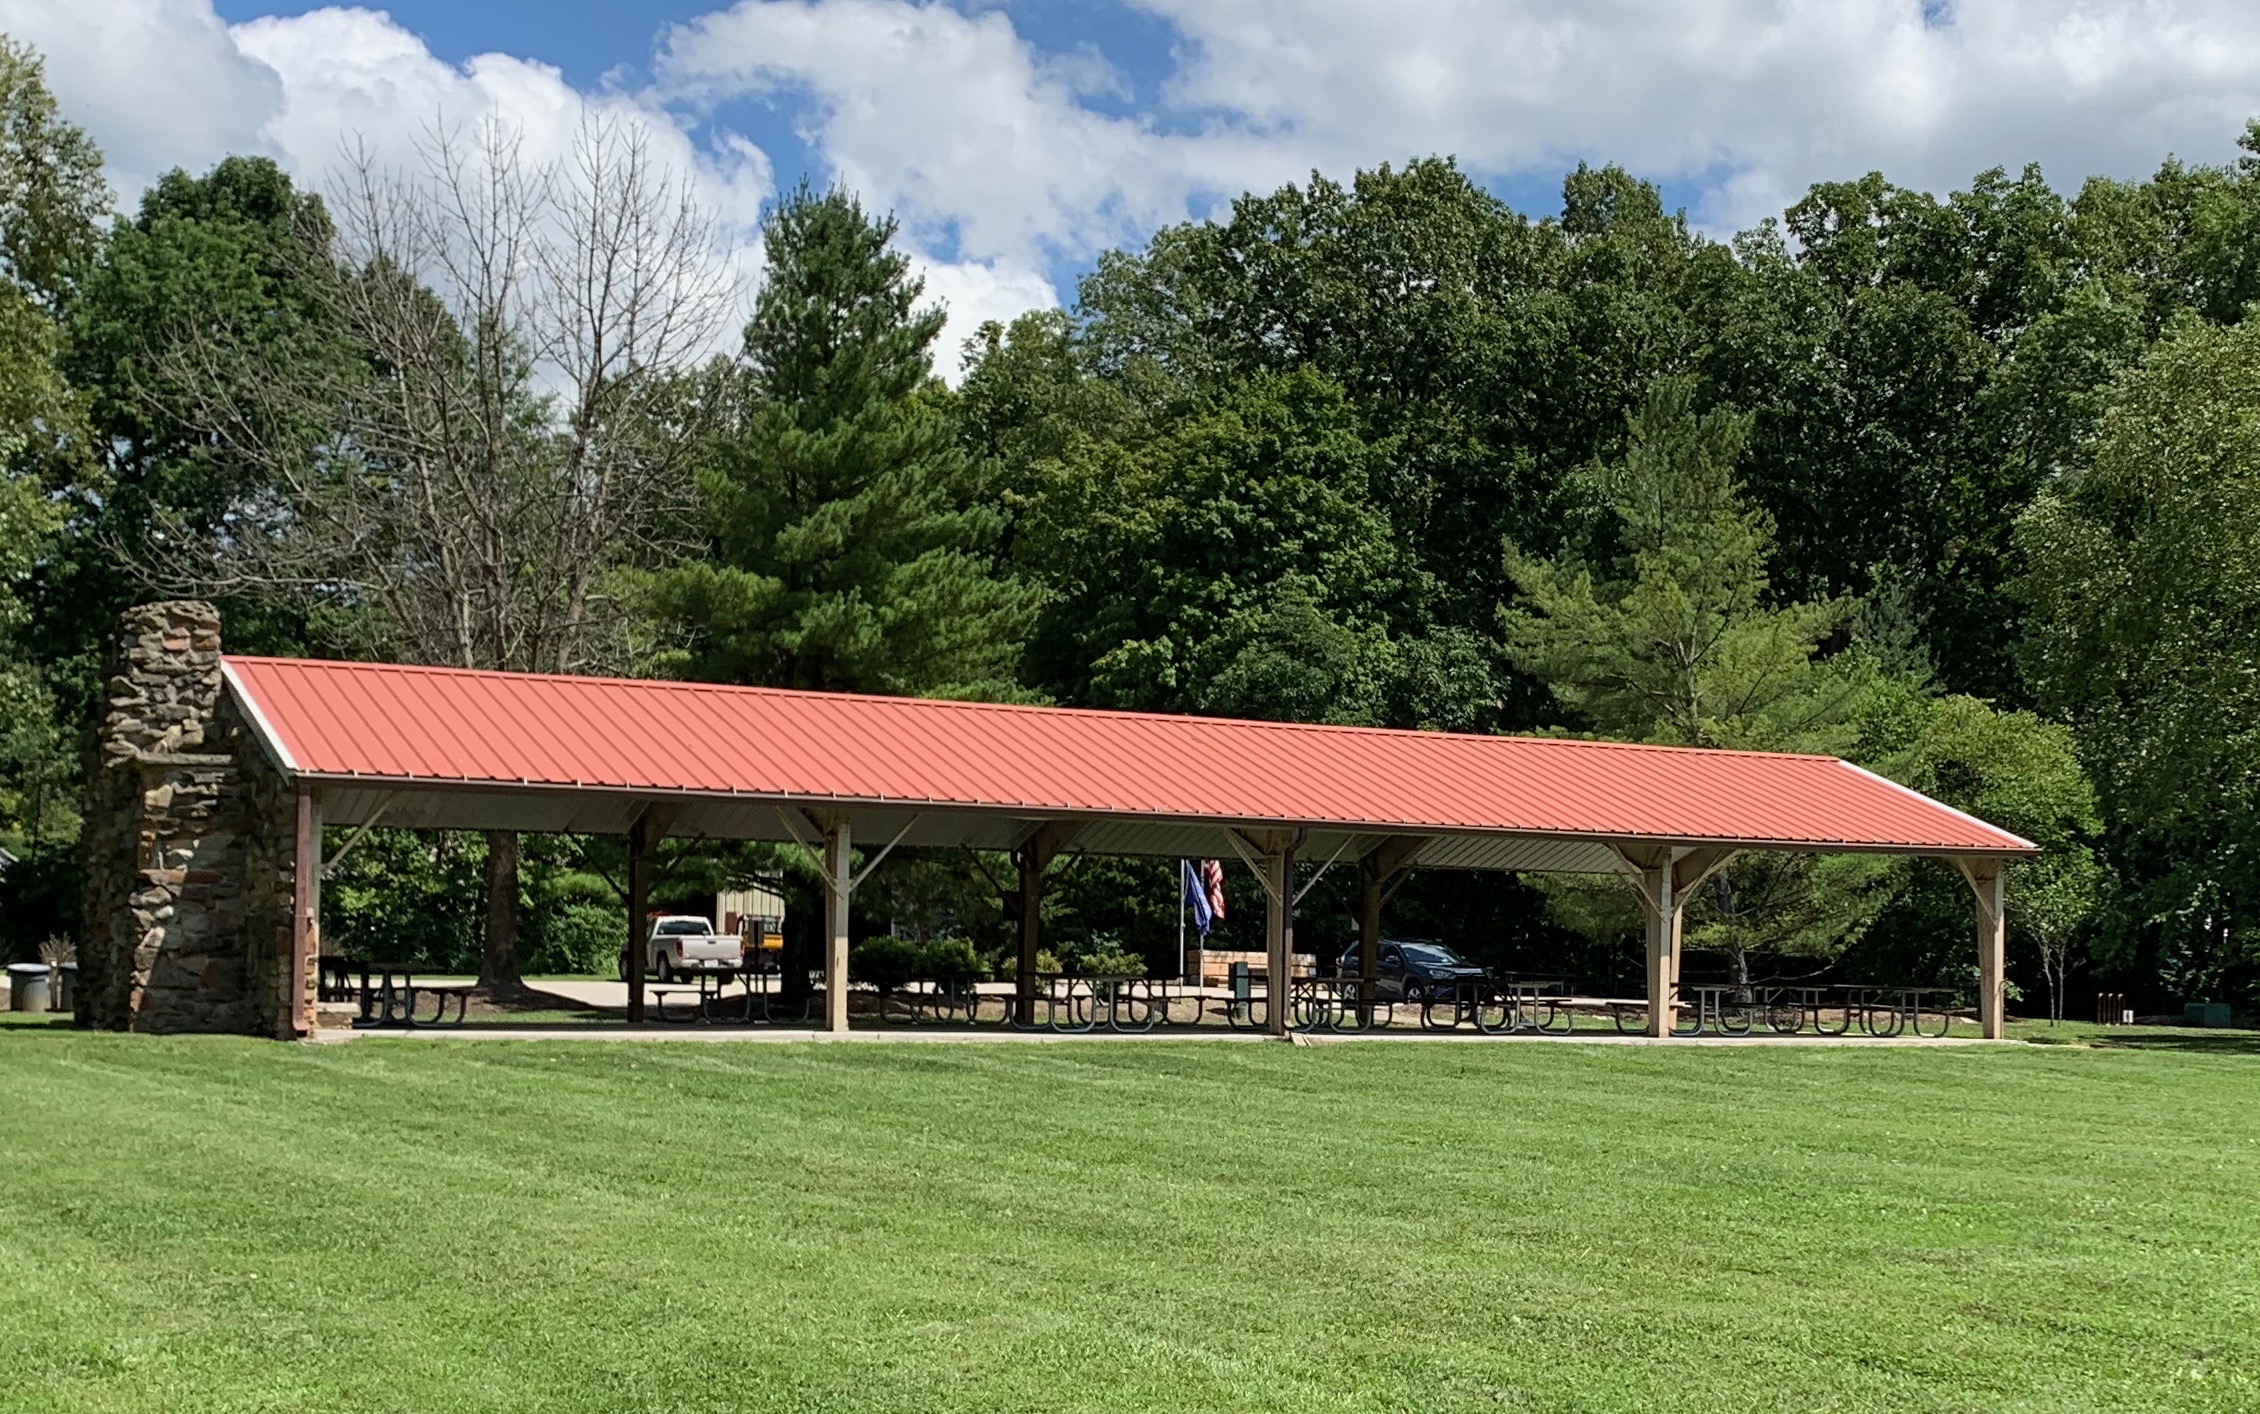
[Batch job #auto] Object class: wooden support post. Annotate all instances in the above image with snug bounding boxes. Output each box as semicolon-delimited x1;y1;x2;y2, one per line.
1355;837;1425;1025
1616;845;1736;1040
1957;858;2008;1040
1642;860;1676;1039
1015;843;1042;1028
1265;836;1296;1037
625;812;650;1024
1357;856;1382;1025
288;781;320;1039
824;816;852;1034
1010;821;1085;1027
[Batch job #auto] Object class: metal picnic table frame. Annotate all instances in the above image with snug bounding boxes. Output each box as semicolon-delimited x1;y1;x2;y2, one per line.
1615;982;1963;1038
320;958;470;1029
1837;983;1959;1037
602;965;1963;1040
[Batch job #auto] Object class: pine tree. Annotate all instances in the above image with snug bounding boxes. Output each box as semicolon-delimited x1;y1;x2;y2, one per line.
1501;378;1854;751
654;185;1036;698
1503;378;1877;981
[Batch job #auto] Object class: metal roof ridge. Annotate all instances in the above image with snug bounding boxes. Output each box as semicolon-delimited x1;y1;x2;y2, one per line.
221;655;1846;764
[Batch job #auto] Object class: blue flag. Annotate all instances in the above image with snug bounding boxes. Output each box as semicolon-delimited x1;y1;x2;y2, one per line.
1182;859;1214;936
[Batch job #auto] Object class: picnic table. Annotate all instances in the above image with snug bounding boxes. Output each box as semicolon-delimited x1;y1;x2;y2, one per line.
1671;983;1757;1035
1313;974;1583;1034
1477;976;1577;1035
1289;975;1388;1032
1026;975;1205;1032
1835;984;1958;1037
652;968;823;1025
1644;983;1960;1037
320;958;471;1028
648;970;738;1023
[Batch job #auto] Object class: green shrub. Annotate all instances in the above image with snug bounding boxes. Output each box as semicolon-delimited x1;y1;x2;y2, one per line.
853;935;990;987
850;935;921;991
1079;946;1146;978
989;945;1063;976
526;902;625;976
921;936;988;981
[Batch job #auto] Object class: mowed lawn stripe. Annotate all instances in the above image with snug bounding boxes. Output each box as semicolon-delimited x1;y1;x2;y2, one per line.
0;1031;2254;1412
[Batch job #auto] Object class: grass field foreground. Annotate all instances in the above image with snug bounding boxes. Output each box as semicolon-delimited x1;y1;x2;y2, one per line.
1;1024;2256;1412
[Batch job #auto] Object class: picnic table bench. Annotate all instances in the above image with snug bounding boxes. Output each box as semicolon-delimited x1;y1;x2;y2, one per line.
1607;989;1790;1036
1473;976;1579;1034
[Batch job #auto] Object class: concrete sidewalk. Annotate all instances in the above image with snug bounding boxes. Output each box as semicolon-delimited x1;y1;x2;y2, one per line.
523;979;633;1011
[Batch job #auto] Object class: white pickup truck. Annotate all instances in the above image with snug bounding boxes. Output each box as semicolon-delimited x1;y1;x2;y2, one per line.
625;915;742;982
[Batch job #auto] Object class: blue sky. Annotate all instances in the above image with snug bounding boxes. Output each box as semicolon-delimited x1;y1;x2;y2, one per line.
11;1;2260;356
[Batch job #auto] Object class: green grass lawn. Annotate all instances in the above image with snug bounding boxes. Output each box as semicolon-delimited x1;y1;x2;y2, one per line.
2;1025;2256;1412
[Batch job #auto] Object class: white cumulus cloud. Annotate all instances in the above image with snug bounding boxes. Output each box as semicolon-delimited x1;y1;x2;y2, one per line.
915;254;1060;372
1130;0;2260;228
11;0;2260;372
656;0;1269;268
649;0;2260;321
0;0;282;197
653;0;1281;357
230;7;771;250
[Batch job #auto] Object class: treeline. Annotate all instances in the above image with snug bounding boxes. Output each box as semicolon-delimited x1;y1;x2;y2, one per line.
1;34;2256;1015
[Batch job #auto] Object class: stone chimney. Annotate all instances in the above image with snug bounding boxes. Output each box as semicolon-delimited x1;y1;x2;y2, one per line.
79;602;254;1032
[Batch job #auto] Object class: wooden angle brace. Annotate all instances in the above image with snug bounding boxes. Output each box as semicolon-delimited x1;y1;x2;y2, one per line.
320;793;399;879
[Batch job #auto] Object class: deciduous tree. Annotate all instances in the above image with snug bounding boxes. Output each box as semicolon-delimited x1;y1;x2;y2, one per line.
2020;313;2260;1007
0;37;104;949
165;117;733;993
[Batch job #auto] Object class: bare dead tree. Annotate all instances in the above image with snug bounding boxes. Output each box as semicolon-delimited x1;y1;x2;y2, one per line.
155;113;740;992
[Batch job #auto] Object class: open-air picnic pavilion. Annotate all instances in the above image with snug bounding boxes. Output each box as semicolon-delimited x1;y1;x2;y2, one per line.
218;654;2037;1040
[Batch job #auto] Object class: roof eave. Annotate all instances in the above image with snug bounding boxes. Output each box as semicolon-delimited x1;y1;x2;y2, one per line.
220;660;300;775
286;768;2042;860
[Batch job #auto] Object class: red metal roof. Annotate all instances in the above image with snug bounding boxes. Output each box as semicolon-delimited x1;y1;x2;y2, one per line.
220;656;2034;856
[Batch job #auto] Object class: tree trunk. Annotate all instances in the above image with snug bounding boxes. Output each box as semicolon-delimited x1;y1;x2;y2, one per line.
779;875;819;1008
480;828;522;992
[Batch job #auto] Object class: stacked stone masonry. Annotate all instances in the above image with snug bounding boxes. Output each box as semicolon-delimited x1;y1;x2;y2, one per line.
79;601;307;1036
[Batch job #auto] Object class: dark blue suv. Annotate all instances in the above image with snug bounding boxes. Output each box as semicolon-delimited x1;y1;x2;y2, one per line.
1332;939;1488;1002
